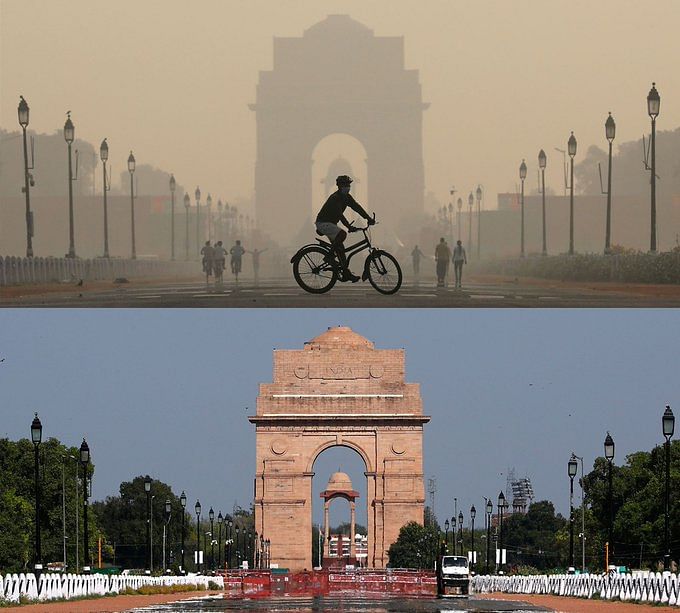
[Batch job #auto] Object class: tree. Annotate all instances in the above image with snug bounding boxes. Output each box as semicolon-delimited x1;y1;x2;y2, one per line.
503;500;568;571
583;440;680;571
0;436;98;573
92;476;189;572
387;521;439;569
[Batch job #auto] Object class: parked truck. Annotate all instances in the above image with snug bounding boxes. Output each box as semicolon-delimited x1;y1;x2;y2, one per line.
437;555;470;597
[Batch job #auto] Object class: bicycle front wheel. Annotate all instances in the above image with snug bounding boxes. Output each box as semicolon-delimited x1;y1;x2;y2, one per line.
292;245;338;294
366;250;402;295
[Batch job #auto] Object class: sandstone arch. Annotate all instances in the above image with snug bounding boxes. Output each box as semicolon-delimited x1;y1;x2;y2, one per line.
250;326;430;571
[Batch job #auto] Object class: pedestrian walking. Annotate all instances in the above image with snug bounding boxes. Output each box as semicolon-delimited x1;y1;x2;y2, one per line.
248;247;268;284
411;245;424;277
452;240;467;288
434;237;451;288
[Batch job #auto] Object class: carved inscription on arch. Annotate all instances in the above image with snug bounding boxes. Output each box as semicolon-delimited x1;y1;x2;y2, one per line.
294;364;384;380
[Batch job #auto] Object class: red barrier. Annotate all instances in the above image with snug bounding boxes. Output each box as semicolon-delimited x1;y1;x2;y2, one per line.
217;569;436;598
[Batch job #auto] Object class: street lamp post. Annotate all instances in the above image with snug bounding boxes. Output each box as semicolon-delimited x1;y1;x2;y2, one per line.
184;194;190;261
145;477;152;573
448;201;454;244
498;491;506;572
567;132;577;255
604;433;615;569
80;439;90;573
18;97;34;257
236;526;240;567
476;186;482;260
180;491;187;574
209;507;215;571
100;139;111;258
451;515;456;555
485;498;492;574
538;149;547;255
227;518;232;568
128;152;136;259
458;511;463;558
662;406;675;571
647;83;660;253
470;505;476;573
604;113;616;254
571;453;586;572
31;413;42;576
444;519;450;552
194;500;201;572
568;456;578;571
64;112;77;258
519;160;527;257
206;195;213;242
217;512;223;569
195;187;201;259
163;499;171;571
457;199;463;242
170;174;176;260
468;193;474;257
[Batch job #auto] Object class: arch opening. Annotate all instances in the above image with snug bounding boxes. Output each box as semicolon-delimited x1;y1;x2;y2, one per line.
311;133;368;218
312;445;368;568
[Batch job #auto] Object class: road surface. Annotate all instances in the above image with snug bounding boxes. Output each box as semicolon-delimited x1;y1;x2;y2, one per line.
3;274;680;307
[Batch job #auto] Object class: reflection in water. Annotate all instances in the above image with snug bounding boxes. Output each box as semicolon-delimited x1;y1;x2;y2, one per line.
131;595;548;612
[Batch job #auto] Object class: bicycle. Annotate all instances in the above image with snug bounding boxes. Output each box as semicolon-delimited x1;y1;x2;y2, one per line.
290;215;402;295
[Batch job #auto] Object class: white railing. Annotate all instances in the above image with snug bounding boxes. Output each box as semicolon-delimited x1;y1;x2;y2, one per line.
472;572;680;606
0;572;223;604
0;255;197;286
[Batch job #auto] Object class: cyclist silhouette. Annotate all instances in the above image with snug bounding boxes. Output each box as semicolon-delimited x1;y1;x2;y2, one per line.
315;175;375;282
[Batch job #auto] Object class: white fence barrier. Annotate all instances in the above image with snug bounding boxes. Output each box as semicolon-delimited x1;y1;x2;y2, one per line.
0;255;197;286
0;572;223;604
472;572;680;606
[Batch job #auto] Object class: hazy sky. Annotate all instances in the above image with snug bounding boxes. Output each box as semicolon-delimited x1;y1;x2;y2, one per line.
2;309;678;529
2;0;679;212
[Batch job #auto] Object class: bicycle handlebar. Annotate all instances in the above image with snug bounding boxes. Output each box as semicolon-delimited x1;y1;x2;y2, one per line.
347;213;377;232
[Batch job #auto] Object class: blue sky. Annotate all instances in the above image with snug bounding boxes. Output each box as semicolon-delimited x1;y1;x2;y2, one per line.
1;309;678;529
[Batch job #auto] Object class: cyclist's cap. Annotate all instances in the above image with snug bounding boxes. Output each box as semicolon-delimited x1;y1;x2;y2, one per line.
336;175;353;186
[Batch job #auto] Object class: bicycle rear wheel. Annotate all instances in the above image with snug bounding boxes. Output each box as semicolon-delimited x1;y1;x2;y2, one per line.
366;250;402;295
292;245;338;294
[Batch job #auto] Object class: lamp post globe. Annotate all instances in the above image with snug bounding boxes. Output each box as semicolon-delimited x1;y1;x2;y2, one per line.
468;192;474;207
165;499;172;515
127;152;136;173
538;149;546;169
18;96;29;127
99;139;109;162
647;82;660;118
457;198;462;211
31;412;42;445
169;174;176;192
604;432;615;461
605;113;616;142
568;132;577;158
519;160;527;180
663;405;675;439
64;114;75;144
209;507;214;522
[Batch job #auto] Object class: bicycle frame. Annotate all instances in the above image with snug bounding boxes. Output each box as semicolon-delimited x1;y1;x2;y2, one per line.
317;228;375;267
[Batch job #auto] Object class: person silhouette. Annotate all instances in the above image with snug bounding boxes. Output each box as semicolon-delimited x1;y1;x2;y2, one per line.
434;238;451;287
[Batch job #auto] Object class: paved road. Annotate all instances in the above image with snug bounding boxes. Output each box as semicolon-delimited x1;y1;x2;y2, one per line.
136;594;549;611
3;275;680;307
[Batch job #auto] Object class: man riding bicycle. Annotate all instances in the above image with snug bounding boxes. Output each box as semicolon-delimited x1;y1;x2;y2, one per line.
315;175;375;282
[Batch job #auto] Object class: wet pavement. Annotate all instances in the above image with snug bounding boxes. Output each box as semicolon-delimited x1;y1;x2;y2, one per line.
131;594;549;612
4;277;680;307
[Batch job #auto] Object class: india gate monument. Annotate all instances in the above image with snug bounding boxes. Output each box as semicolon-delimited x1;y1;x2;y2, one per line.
250;326;430;571
250;15;427;240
